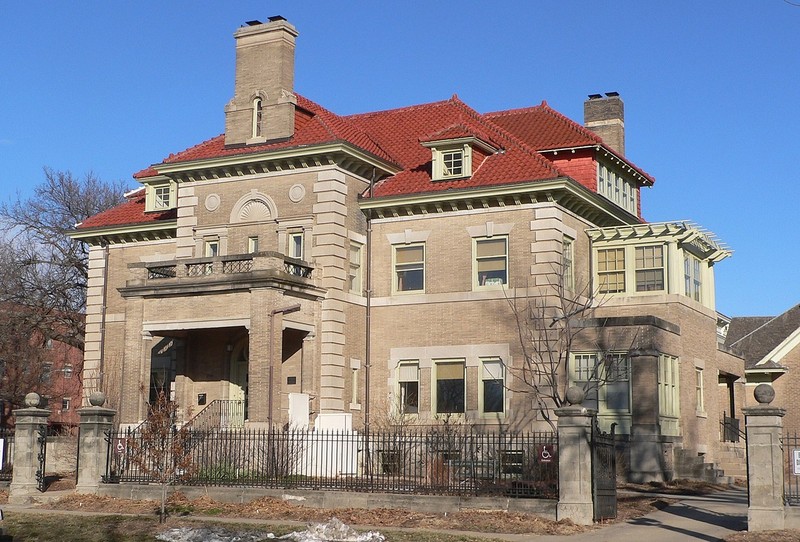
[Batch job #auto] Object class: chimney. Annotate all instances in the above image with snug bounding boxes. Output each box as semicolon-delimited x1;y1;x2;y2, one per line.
584;92;624;156
224;16;299;146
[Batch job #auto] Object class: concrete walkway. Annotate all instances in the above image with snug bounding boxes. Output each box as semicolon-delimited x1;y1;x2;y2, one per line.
536;488;748;542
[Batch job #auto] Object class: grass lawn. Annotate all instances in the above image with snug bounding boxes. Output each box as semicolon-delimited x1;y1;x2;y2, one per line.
0;512;508;542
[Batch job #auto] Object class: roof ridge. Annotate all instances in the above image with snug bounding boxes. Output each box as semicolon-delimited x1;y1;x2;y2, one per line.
449;99;563;177
484;101;549;118
344;97;457;119
728;310;788;347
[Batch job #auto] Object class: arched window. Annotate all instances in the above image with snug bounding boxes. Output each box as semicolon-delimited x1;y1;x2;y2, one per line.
252;97;263;138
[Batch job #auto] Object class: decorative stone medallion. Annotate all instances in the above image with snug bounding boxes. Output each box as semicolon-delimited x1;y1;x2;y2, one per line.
288;184;306;203
205;193;221;212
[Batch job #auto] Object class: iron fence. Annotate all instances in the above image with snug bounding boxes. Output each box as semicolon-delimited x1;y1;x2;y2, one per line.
104;427;557;498
784;432;800;505
0;428;13;481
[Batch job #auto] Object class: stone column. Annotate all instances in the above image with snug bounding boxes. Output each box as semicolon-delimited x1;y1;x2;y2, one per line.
744;384;785;531
9;393;51;500
76;392;117;494
629;348;664;483
555;387;595;525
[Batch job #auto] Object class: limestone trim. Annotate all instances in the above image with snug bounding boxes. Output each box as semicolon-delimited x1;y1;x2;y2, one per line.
143;318;251;332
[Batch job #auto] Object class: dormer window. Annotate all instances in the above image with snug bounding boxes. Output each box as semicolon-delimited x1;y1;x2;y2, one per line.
442;149;464;177
427;143;474;181
145;181;176;212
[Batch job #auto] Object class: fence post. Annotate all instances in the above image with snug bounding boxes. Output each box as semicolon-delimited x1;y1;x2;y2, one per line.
743;383;785;531
555;386;595;525
9;392;51;502
76;391;117;494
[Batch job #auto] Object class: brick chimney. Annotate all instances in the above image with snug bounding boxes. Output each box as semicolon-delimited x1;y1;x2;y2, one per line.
224;16;298;146
584;92;624;156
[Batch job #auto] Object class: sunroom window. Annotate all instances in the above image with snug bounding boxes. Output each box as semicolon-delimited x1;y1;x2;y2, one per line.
635;245;664;292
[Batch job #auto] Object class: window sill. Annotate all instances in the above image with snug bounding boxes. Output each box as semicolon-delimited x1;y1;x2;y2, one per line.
349;403;361;411
696;410;707;418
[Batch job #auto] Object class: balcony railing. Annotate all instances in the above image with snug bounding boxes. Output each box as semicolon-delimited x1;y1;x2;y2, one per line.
140;252;313;283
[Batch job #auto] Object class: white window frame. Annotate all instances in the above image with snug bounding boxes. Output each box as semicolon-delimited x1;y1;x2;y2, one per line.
597;247;626;294
397;361;420;415
63;365;73;379
393;243;425;294
569;352;631;415
563;237;574;291
480;358;505;416
431;143;473;180
684;253;703;302
288;232;304;260
597;163;638;215
61;397;71;411
474;236;508;289
634;245;665;292
433;359;466;415
349;241;363;294
252;97;263;138
695;367;705;413
248;236;259;254
145;181;176;212
658;354;680;418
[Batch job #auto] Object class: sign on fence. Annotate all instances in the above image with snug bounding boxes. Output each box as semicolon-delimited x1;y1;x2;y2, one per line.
538;444;555;463
793;449;800;475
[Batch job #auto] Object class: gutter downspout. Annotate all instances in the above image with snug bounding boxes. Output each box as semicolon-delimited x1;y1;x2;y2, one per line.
98;239;110;399
364;169;375;433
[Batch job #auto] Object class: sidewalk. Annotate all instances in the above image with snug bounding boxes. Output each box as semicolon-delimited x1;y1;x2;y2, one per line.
536;488;748;542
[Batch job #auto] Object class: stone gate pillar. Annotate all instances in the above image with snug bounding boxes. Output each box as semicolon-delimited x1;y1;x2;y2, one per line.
76;392;117;494
744;383;785;531
555;386;595;525
9;393;51;500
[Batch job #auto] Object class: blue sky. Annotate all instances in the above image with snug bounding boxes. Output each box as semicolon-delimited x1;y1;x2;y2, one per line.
1;1;797;317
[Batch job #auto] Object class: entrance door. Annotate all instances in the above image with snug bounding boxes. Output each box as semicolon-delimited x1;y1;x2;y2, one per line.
228;341;248;427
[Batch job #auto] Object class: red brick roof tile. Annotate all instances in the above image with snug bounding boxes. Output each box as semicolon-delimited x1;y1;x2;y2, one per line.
83;93;652;230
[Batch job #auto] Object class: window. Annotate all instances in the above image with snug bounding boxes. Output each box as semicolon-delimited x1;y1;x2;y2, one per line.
635;245;664;292
351;367;360;407
597;164;637;215
570;353;630;413
288;232;304;260
398;362;419;414
481;359;504;414
41;363;52;384
204;240;219;274
61;398;71;411
429;143;473;180
475;237;508;287
252;97;263;138
563;238;574;291
658;355;680;418
248;236;259;253
435;360;465;414
394;244;424;292
63;365;73;379
684;254;702;302
441;149;464;177
695;368;704;412
154;186;172;210
349;242;363;294
597;248;625;293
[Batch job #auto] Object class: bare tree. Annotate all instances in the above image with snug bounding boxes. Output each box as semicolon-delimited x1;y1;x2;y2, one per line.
508;267;631;431
126;391;195;522
0;168;127;350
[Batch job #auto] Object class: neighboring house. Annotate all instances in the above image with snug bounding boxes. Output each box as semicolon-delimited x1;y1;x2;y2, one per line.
0;306;83;431
725;304;800;434
70;17;744;481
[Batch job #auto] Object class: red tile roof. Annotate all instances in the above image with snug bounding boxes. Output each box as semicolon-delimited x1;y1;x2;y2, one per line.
81;93;653;230
77;188;176;230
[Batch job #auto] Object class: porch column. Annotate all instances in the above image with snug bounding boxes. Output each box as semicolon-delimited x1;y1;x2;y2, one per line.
744;384;785;531
555;386;595;526
9;393;50;501
629;348;664;482
76;392;117;494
